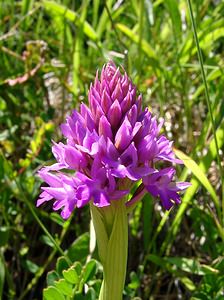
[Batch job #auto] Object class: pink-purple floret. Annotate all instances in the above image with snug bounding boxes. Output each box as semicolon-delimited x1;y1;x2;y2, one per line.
37;62;190;219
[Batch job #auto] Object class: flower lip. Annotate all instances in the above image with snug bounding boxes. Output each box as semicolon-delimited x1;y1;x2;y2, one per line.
143;167;191;210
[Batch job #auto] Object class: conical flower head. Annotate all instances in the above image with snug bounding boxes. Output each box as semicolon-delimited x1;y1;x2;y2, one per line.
37;62;190;218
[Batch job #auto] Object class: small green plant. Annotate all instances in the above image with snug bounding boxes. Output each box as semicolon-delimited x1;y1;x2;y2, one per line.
44;257;102;300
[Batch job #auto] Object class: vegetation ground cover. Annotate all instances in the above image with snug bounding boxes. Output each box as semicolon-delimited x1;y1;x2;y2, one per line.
0;0;223;299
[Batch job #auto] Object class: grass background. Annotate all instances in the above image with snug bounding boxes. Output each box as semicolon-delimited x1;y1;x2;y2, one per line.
0;0;223;299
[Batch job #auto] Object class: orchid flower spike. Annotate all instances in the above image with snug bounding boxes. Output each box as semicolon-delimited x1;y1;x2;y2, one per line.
37;62;190;218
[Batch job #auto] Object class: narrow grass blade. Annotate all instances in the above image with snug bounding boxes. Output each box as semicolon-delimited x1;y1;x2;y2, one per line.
145;0;154;26
165;0;182;39
42;1;99;42
72;1;89;95
192;68;224;100
0;151;71;265
137;0;144;82
187;0;224;220
92;0;100;28
22;0;34;15
174;148;220;214
115;23;159;68
161;125;224;253
96;0;113;39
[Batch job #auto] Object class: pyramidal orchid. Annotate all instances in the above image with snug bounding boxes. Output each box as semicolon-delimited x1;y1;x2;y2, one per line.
37;62;190;300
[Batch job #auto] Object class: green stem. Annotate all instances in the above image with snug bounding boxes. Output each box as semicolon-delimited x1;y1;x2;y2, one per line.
90;199;128;300
12;177;72;265
187;0;224;224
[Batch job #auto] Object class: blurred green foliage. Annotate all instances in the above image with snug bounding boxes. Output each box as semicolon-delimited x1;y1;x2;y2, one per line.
0;0;223;299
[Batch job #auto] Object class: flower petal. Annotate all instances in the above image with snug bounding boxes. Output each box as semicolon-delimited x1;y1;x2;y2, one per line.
99;115;113;140
115;117;132;151
108;99;122;128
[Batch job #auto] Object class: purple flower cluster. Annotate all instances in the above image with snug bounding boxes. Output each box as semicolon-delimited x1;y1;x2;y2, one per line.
37;62;190;219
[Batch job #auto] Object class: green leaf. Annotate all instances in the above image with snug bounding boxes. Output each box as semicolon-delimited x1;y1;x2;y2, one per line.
40;235;55;248
128;271;140;290
148;255;219;286
90;204;109;264
67;233;90;263
86;287;96;300
24;259;39;274
200;264;220;275
62;267;79;284
50;213;64;227
201;27;224;50
165;257;219;275
83;260;97;283
180;19;224;63
56;257;70;277
143;194;153;250
54;279;73;296
192;68;223;100
180;277;196;291
47;271;60;287
0;97;6;110
103;201;128;299
147;254;170;270
43;286;65;300
74;261;82;276
73;292;85;300
0;227;10;247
